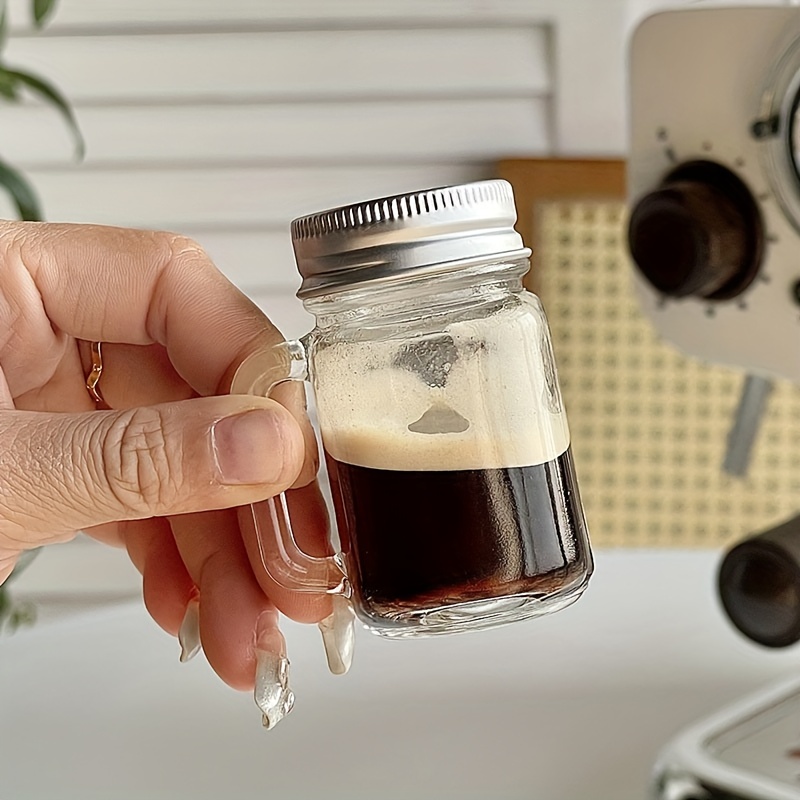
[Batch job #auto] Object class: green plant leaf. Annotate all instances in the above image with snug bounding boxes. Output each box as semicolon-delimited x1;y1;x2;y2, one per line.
0;66;18;99
32;0;57;28
3;67;84;159
0;591;36;635
0;586;10;623
0;158;42;220
0;3;7;55
8;600;36;631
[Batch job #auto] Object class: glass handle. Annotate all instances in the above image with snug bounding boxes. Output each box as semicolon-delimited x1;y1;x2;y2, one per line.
231;340;348;595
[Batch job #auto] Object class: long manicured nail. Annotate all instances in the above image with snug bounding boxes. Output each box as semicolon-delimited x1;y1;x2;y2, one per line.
178;597;201;663
255;650;295;730
211;408;296;485
319;595;356;676
254;611;294;730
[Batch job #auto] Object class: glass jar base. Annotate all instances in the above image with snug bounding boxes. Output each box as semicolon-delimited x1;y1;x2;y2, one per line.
360;581;589;640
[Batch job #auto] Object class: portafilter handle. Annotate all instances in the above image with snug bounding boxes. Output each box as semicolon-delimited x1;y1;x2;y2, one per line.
718;512;800;648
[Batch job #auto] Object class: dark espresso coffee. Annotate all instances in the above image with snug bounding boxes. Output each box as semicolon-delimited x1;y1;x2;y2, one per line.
326;446;591;625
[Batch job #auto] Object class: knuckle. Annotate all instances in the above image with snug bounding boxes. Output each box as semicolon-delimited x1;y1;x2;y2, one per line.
163;233;211;269
102;408;184;515
0;220;33;254
0;223;40;278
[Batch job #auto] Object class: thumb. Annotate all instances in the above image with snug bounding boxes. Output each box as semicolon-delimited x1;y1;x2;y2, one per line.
0;396;305;547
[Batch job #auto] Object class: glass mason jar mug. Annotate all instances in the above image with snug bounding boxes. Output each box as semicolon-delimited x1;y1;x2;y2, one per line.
232;180;593;638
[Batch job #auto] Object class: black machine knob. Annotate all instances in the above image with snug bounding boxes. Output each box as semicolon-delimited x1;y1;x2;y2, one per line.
628;161;763;300
718;513;800;648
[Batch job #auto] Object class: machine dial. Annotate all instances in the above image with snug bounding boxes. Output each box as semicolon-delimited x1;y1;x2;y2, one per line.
628;160;764;300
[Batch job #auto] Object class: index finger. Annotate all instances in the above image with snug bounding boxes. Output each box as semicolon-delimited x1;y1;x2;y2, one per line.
3;221;282;396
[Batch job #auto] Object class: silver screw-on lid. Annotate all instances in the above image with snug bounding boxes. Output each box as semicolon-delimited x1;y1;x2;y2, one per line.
290;179;530;298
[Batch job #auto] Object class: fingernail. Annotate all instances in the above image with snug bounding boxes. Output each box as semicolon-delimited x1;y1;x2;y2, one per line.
178;598;201;663
255;650;295;730
318;595;356;676
212;409;294;485
254;611;294;730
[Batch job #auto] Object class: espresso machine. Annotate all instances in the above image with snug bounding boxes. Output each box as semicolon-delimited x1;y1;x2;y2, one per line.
628;5;800;798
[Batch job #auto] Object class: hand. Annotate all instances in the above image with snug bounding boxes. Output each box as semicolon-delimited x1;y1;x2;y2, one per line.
0;220;345;726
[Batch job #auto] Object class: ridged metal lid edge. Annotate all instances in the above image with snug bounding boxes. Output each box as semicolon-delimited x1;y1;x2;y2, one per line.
291;180;515;241
291;180;528;299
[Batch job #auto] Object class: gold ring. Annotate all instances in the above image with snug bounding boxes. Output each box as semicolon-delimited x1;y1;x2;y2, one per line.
85;341;108;407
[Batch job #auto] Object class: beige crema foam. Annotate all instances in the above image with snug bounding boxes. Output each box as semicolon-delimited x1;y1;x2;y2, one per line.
314;300;571;472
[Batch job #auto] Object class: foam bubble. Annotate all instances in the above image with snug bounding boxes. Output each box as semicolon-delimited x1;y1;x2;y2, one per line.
323;424;569;472
313;298;570;471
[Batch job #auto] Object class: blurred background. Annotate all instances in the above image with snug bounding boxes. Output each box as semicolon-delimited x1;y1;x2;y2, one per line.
3;3;800;798
0;0;650;336
2;0;635;600
4;0;797;597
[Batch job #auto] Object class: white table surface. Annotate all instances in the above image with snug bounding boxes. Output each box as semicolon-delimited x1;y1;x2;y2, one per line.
2;549;799;800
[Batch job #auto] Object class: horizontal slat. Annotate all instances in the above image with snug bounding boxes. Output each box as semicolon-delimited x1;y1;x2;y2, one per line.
0;98;549;167
196;229;300;292
3;28;549;101
248;290;315;342
0;164;493;288
6;0;562;30
0;162;491;228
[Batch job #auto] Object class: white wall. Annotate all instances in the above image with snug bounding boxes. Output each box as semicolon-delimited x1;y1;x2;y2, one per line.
0;0;638;336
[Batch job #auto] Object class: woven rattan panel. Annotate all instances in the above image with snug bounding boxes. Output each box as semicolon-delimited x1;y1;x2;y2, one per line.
536;201;800;548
